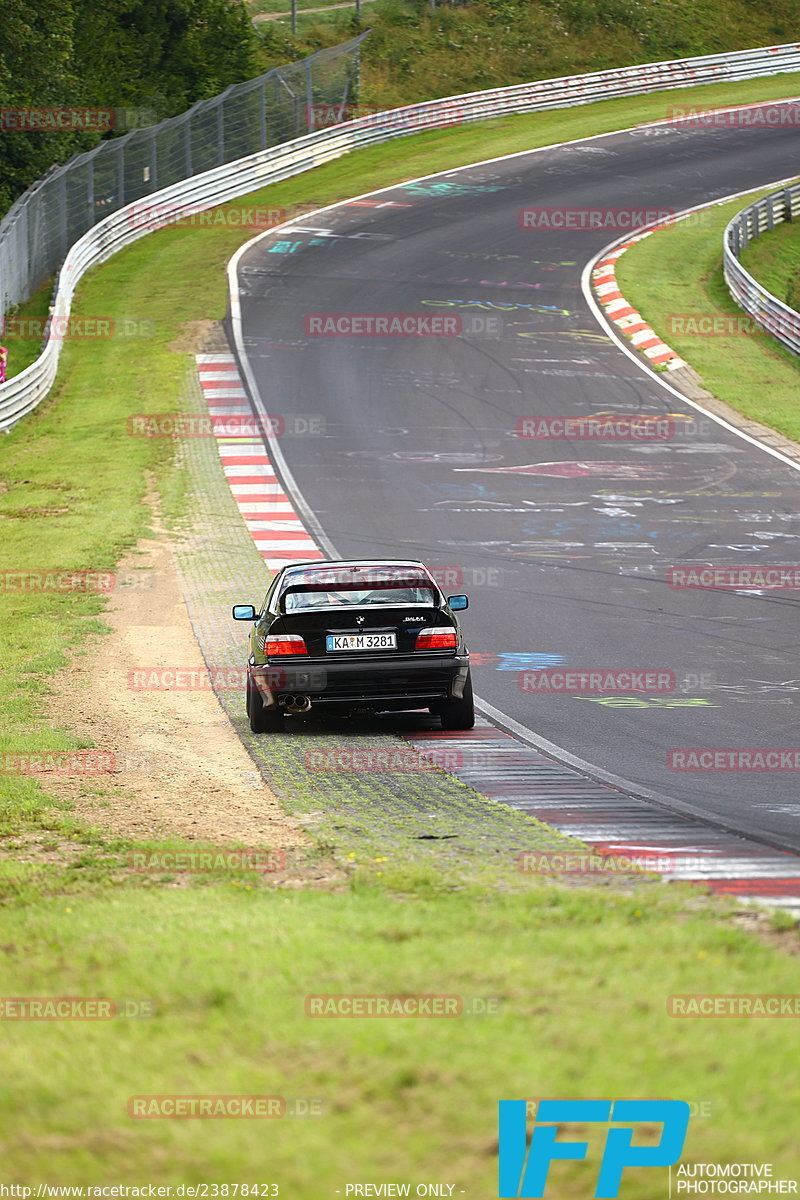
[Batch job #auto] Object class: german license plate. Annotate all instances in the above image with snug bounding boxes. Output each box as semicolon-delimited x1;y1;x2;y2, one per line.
326;633;397;652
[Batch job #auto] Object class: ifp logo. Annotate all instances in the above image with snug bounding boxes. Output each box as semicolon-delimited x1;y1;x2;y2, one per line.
498;1099;690;1198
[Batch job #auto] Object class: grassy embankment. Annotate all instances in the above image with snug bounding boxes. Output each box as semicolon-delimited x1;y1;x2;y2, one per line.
250;0;800;109
739;210;800;310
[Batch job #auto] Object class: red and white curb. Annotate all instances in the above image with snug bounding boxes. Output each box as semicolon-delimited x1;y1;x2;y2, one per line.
195;353;323;570
592;236;686;370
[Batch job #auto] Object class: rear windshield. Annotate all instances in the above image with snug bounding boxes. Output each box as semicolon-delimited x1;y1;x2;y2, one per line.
283;586;435;611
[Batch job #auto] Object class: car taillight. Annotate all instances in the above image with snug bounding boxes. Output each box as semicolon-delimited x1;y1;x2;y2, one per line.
415;627;457;651
266;633;308;656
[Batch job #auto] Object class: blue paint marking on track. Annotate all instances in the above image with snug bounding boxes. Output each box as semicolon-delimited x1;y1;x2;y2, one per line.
495;652;568;670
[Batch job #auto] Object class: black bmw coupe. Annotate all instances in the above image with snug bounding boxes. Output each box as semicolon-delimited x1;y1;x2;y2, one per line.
232;559;473;732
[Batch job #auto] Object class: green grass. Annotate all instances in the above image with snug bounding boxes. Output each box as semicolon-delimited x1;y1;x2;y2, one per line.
615;187;800;441
1;884;798;1186
2;81;800;1184
252;0;800;110
739;215;800;309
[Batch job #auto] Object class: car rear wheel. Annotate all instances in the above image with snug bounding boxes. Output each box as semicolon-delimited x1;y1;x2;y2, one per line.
439;671;475;731
247;675;283;733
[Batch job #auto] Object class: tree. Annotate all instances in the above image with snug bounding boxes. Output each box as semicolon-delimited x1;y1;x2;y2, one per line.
71;0;258;116
0;0;92;212
0;0;258;215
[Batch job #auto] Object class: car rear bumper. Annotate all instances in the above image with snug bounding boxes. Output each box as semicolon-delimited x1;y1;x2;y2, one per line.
251;653;469;712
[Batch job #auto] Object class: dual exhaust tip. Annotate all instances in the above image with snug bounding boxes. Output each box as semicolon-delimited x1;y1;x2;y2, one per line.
280;693;312;713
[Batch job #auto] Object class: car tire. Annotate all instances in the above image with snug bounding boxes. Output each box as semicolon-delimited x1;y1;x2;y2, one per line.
247;675;283;733
439;671;475;731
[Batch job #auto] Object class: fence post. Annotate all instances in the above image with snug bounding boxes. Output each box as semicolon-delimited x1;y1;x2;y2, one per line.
306;59;315;132
149;128;158;194
117;141;125;209
57;172;68;264
21;197;31;311
284;73;300;140
184;115;193;177
87;161;95;231
217;100;225;166
353;38;361;104
260;77;268;148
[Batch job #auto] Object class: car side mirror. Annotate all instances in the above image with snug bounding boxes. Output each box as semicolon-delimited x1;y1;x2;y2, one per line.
448;595;468;611
232;604;257;621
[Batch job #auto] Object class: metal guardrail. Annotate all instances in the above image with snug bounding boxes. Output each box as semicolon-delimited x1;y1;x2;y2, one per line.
724;182;800;356
3;39;800;431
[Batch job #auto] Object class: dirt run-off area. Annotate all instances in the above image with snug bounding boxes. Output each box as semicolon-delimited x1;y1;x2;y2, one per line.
44;530;311;855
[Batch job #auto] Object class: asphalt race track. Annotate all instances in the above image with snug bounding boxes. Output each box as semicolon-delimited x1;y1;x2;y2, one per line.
234;104;800;851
